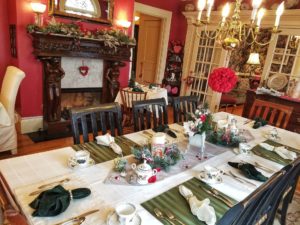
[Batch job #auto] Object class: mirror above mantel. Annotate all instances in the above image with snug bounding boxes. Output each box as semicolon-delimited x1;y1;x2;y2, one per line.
48;0;114;24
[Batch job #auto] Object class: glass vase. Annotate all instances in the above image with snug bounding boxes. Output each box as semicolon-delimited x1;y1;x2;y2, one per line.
189;132;206;156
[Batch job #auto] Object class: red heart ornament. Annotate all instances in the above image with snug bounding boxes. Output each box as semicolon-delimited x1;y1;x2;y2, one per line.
173;45;182;53
79;66;89;76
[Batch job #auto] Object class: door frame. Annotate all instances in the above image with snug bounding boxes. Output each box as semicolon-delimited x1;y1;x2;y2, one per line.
133;2;172;83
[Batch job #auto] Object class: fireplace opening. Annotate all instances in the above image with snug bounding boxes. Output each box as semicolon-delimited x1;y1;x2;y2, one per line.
61;88;102;120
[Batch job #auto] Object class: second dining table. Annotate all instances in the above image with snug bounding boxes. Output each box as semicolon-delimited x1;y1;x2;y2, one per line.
0;112;299;225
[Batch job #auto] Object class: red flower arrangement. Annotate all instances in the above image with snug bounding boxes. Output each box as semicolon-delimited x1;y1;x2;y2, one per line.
208;67;238;93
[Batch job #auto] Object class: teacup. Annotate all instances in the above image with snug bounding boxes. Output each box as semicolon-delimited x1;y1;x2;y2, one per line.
71;150;90;166
204;166;221;181
239;143;252;155
115;203;136;225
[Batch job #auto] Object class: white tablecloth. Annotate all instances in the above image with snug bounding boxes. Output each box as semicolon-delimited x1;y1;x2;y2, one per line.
115;86;168;107
0;113;299;225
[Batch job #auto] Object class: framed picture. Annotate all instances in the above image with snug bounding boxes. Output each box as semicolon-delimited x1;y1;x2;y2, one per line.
273;48;290;65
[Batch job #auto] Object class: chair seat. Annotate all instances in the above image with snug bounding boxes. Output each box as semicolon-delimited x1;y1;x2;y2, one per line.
220;94;237;105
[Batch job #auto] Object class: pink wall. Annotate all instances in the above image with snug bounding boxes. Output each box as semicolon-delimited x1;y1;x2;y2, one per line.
0;0;11;84
136;0;187;43
3;0;134;117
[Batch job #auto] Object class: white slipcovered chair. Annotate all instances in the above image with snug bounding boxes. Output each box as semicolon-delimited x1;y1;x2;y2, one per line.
0;66;25;154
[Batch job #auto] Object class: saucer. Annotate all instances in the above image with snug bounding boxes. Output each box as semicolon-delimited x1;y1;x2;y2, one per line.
106;211;141;225
198;171;223;184
68;157;95;169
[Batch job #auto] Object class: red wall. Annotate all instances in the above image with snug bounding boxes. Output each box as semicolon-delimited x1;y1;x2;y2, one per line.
3;0;134;118
136;0;187;43
0;0;11;84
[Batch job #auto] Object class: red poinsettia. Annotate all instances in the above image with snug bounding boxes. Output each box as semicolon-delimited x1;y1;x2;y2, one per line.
208;67;238;93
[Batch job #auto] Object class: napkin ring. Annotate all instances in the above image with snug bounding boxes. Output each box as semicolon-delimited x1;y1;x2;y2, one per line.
69;191;73;200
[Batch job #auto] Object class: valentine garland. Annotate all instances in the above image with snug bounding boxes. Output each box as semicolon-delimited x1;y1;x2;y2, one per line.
208;67;238;93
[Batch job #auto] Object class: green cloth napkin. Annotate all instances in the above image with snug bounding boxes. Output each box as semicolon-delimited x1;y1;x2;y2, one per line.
252;117;267;129
29;185;91;217
152;124;177;138
132;86;144;92
228;162;268;182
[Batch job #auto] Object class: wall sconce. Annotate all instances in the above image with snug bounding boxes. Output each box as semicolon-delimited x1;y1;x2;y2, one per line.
116;20;131;35
30;2;47;27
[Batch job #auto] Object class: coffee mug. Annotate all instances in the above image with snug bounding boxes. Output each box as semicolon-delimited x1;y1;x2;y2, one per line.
239;143;252;155
204;166;220;181
115;203;136;225
72;150;90;166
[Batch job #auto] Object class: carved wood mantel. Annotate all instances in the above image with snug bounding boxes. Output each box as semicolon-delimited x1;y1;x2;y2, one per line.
30;32;133;132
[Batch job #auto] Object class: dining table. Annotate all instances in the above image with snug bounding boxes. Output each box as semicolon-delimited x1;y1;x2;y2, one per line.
0;111;299;225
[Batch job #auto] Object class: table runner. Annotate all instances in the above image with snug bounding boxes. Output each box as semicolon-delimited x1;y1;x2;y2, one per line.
142;177;237;225
252;139;300;166
72;136;139;164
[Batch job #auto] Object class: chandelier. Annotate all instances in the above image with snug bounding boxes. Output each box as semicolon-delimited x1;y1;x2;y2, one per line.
194;0;285;51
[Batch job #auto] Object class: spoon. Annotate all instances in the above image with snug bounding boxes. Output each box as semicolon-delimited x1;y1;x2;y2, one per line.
153;208;176;225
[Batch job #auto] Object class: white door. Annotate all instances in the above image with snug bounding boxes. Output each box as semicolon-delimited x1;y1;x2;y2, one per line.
182;26;228;112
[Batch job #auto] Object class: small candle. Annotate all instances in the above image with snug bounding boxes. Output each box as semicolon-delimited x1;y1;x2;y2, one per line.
256;8;265;27
275;2;284;27
206;0;214;20
197;0;206;21
251;0;262;21
222;3;230;24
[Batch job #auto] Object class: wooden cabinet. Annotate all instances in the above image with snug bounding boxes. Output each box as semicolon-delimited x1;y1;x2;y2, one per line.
243;90;300;133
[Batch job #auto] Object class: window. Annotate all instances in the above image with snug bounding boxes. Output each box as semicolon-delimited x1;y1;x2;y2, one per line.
60;0;101;18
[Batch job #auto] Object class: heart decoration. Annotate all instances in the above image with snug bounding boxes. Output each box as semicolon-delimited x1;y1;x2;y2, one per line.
79;66;89;76
173;45;182;54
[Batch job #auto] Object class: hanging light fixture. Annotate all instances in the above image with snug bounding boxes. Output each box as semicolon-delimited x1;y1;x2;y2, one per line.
194;0;285;51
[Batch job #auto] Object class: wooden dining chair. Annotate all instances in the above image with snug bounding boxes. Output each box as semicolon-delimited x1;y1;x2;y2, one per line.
0;173;28;225
70;102;123;144
171;95;199;123
217;169;286;225
132;98;168;132
120;88;147;126
278;157;300;225
248;99;293;129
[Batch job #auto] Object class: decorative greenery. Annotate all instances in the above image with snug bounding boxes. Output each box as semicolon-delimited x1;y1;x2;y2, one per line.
114;157;128;172
132;144;183;171
207;129;244;147
184;103;213;135
27;18;136;50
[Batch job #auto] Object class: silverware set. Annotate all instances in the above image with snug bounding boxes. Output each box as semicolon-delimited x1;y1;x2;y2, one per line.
54;209;99;225
154;208;186;225
29;178;70;196
199;186;234;207
224;171;258;188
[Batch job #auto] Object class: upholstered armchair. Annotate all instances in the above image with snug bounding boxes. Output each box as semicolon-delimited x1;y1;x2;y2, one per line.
0;66;25;154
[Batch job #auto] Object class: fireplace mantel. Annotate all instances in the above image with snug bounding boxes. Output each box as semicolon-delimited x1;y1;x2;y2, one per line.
29;32;134;133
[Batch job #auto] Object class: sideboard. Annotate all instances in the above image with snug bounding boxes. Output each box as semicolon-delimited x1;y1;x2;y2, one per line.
243;90;300;133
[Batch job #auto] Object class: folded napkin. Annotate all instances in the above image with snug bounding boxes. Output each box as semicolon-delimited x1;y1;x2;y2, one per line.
259;143;297;160
274;146;297;160
153;124;177;138
253;117;267;129
179;185;216;225
95;134;122;155
259;143;275;151
29;185;91;217
228;162;268;182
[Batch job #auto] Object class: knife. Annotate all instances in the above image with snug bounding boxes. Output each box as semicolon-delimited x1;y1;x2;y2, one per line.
199;186;233;207
54;209;99;225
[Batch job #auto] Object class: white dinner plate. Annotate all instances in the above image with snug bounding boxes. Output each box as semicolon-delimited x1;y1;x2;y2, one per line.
106;211;142;225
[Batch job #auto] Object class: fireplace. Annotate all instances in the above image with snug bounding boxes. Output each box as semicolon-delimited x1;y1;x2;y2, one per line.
30;32;133;134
